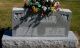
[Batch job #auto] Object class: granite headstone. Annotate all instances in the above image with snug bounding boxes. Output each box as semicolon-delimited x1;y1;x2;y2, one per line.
12;7;71;37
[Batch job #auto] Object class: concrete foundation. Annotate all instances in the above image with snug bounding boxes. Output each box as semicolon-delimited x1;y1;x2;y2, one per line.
2;31;78;48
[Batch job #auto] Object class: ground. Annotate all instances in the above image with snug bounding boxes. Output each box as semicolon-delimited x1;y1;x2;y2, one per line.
0;0;80;48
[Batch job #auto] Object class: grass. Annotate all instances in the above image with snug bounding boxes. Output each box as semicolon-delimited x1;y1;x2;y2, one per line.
0;0;80;34
0;0;23;28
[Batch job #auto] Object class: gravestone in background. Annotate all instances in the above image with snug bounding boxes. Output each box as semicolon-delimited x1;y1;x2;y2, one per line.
12;7;71;37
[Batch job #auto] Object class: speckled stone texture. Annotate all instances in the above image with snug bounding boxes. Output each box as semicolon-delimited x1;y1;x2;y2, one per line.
2;31;78;48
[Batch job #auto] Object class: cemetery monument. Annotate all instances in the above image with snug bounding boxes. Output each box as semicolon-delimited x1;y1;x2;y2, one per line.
2;0;78;48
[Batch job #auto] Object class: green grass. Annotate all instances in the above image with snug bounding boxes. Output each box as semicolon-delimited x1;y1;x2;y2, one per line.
60;0;80;32
0;0;23;3
0;0;23;28
0;0;80;33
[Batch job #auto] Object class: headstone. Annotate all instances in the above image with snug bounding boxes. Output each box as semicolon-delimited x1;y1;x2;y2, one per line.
2;2;78;48
12;7;72;37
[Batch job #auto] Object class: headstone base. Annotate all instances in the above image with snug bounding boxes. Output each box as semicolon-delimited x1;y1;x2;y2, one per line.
2;31;78;48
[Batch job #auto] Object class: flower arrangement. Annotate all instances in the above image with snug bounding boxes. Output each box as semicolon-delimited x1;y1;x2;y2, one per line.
23;0;61;16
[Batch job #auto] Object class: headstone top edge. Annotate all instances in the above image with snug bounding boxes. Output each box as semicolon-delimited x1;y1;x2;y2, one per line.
13;7;24;11
60;9;72;13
